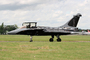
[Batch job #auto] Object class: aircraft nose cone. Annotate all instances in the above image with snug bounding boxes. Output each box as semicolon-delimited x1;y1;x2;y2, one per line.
7;29;18;35
7;28;27;35
7;31;17;35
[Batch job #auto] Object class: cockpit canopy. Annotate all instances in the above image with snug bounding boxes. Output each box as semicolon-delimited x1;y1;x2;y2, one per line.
22;22;37;28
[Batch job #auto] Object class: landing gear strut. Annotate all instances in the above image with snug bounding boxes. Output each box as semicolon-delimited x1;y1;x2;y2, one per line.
49;35;54;42
56;35;61;42
30;36;33;42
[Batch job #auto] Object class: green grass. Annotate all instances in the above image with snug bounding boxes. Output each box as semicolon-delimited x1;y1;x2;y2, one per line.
0;35;90;41
0;35;90;60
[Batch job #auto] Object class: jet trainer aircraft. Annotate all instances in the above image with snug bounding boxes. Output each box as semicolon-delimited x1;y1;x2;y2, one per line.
8;13;82;42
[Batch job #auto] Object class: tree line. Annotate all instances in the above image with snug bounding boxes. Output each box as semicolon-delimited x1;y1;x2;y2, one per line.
0;23;18;35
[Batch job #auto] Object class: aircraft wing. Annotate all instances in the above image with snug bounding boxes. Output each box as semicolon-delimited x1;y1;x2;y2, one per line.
43;29;71;34
44;29;85;35
70;32;90;35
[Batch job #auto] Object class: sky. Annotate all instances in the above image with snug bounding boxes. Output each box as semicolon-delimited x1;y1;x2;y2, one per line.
0;0;90;29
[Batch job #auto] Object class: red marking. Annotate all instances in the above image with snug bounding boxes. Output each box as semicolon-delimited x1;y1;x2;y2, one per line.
87;30;90;33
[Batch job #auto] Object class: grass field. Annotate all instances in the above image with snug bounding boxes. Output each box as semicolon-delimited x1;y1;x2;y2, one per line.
0;35;90;41
0;35;90;60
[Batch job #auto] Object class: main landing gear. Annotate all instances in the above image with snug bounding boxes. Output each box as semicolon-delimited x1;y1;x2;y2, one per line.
49;35;54;42
49;35;61;42
56;35;61;42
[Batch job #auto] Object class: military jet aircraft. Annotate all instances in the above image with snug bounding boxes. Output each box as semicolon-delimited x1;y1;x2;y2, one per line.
8;13;82;42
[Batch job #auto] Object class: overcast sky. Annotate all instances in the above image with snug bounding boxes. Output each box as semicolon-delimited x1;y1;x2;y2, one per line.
0;0;90;29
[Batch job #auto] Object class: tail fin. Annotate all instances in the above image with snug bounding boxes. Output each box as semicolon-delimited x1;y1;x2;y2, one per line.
60;13;82;28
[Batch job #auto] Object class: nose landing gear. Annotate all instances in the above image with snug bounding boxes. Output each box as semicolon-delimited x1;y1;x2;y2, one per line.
30;36;33;42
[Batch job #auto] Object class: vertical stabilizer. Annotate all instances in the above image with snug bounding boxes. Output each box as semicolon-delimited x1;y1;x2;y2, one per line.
60;13;82;28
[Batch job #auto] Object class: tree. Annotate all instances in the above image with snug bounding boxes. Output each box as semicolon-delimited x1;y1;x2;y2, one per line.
0;23;5;34
0;23;18;35
5;24;18;31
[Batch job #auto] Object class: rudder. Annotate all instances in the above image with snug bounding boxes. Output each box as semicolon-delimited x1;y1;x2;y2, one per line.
60;13;82;28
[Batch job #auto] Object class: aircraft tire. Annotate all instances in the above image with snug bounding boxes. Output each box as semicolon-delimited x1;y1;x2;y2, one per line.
49;38;53;42
30;40;33;42
57;38;61;42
